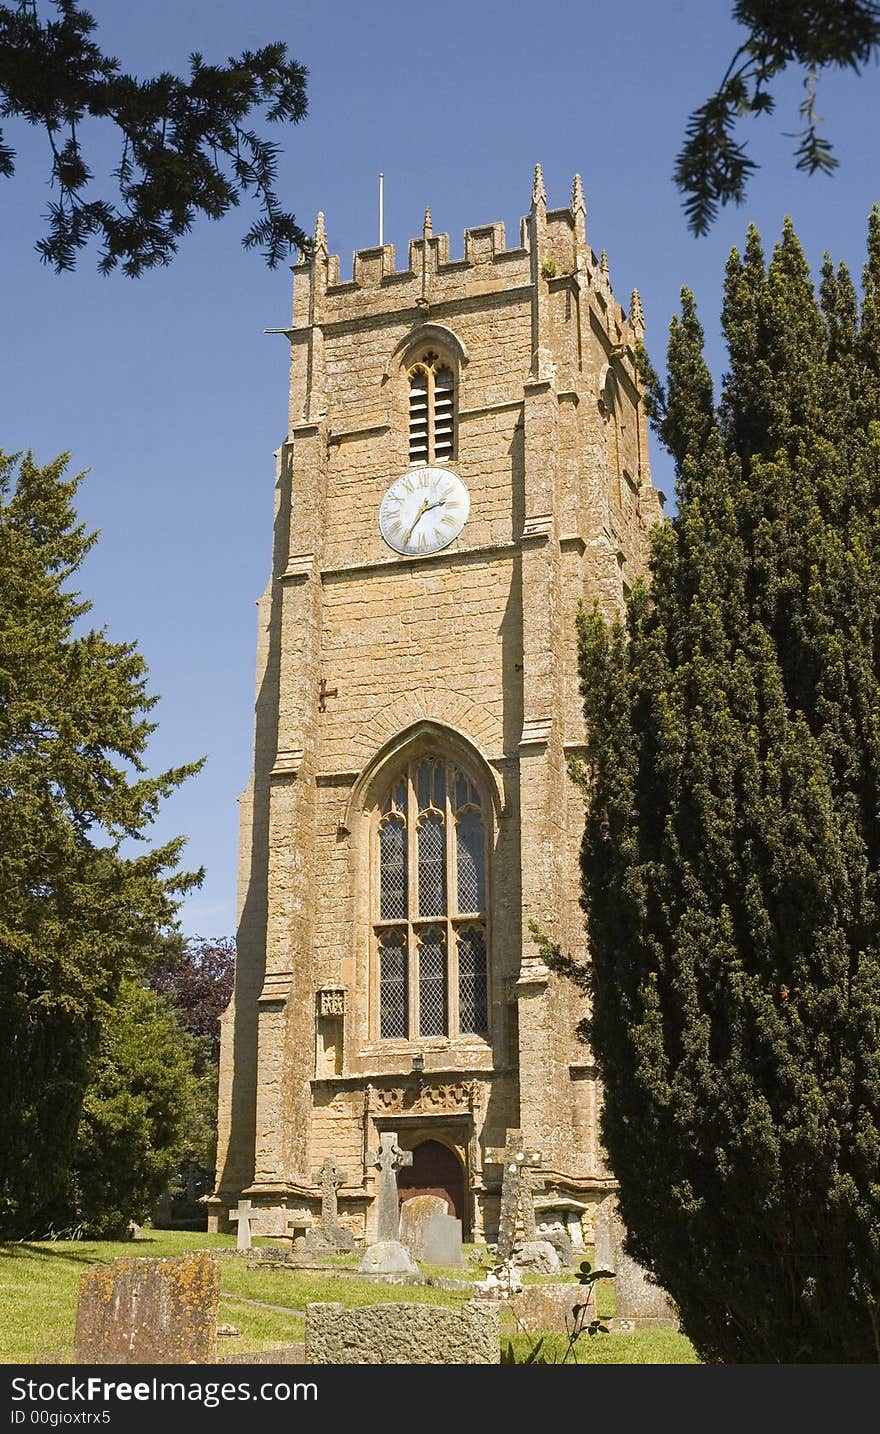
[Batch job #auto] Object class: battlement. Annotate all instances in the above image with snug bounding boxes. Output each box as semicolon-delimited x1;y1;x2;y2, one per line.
289;168;639;342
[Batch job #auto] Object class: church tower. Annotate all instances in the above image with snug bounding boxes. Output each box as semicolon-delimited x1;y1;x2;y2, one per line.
209;169;663;1245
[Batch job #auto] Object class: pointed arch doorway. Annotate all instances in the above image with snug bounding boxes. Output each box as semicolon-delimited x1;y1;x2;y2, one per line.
397;1138;467;1236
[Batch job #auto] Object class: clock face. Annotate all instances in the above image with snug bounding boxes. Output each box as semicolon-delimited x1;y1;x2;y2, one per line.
378;466;470;557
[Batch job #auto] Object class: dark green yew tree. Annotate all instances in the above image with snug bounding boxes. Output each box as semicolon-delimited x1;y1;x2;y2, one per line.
58;980;205;1239
573;213;880;1362
0;450;201;1235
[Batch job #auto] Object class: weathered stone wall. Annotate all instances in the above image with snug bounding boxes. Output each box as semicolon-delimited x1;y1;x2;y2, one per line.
304;1299;500;1364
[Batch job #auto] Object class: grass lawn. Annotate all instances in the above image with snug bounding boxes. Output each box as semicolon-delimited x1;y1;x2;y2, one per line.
0;1231;699;1365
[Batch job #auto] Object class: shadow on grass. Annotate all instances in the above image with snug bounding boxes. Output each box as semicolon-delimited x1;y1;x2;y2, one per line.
0;1239;165;1266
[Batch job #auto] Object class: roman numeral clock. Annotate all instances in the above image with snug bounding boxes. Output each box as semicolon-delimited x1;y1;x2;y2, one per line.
378;465;470;557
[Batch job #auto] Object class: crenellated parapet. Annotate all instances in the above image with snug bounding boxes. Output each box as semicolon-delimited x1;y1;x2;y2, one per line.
287;168;641;360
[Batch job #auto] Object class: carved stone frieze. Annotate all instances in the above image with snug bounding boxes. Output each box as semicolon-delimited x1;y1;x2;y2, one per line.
371;1080;477;1115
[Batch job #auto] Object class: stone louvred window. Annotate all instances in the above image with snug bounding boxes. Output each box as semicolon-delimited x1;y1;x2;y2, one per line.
375;755;488;1040
408;352;455;464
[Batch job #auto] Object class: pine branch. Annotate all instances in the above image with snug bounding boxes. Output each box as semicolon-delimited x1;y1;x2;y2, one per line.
0;2;309;274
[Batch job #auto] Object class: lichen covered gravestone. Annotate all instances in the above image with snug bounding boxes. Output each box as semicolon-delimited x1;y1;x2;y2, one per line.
484;1129;544;1261
74;1252;220;1364
593;1197;622;1273
305;1299;499;1364
614;1251;678;1323
399;1194;448;1259
359;1132;417;1272
312;1156;357;1251
508;1282;596;1335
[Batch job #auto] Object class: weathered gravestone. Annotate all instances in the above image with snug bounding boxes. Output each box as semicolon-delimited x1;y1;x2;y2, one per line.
614;1251;678;1323
593;1197;622;1273
421;1213;463;1268
535;1218;575;1267
359;1132;417;1274
305;1299;500;1364
508;1282;596;1336
484;1129;545;1261
74;1252;220;1365
511;1239;561;1275
399;1194;448;1259
365;1132;412;1241
312;1156;357;1251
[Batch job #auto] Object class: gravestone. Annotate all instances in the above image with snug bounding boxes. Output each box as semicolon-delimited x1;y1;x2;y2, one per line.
484;1129;545;1261
508;1282;596;1335
593;1198;622;1273
511;1239;560;1275
365;1132;413;1241
614;1251;678;1323
421;1212;463;1268
399;1194;448;1259
229;1198;253;1251
305;1299;499;1364
535;1219;575;1267
292;1229;336;1258
358;1239;418;1275
360;1132;418;1273
312;1156;357;1252
74;1252;220;1365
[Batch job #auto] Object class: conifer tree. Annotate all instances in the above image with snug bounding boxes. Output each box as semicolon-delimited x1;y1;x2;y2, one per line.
573;214;880;1362
0;450;201;1235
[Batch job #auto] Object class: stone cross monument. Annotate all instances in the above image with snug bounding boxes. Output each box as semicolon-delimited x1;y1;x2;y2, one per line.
229;1198;253;1251
484;1129;545;1261
365;1133;413;1242
311;1156;356;1250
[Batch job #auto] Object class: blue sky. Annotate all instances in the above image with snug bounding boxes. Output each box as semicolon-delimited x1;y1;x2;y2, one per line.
3;1;880;937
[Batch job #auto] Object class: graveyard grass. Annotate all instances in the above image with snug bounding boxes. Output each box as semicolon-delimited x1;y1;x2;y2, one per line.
0;1230;699;1364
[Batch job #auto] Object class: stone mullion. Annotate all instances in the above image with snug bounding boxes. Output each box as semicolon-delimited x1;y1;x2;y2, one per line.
446;767;459;1038
427;365;436;465
407;766;419;1040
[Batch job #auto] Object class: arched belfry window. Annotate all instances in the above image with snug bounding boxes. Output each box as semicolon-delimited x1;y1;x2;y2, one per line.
376;754;488;1040
408;352;455;465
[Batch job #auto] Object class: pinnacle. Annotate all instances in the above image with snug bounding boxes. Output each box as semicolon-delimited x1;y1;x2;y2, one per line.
532;163;547;209
313;211;327;253
630;289;645;332
600;249;609;279
571;173;585;216
423;207;433;239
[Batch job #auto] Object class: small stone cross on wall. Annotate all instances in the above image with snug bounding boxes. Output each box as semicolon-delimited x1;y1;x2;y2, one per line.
229;1198;253;1251
484;1129;545;1262
365;1133;413;1242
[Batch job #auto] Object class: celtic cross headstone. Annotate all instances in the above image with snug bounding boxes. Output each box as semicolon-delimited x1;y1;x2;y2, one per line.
484;1129;545;1261
365;1132;413;1242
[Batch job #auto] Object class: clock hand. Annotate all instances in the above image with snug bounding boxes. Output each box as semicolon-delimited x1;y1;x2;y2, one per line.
403;498;429;544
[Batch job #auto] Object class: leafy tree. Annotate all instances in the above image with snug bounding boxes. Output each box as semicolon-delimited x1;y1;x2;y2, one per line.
52;980;204;1238
148;934;234;1061
567;213;880;1361
0;1;309;274
0;448;201;1237
147;933;235;1215
677;2;880;233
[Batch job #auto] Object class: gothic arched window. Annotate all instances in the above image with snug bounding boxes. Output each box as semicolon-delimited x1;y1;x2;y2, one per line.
375;755;488;1040
408;352;455;465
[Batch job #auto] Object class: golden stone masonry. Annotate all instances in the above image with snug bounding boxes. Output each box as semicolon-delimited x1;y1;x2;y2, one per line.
207;168;663;1247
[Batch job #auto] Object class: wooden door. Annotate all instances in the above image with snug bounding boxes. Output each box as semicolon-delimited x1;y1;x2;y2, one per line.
397;1139;466;1231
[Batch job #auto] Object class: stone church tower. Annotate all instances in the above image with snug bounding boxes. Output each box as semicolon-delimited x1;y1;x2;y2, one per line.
209;168;663;1245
